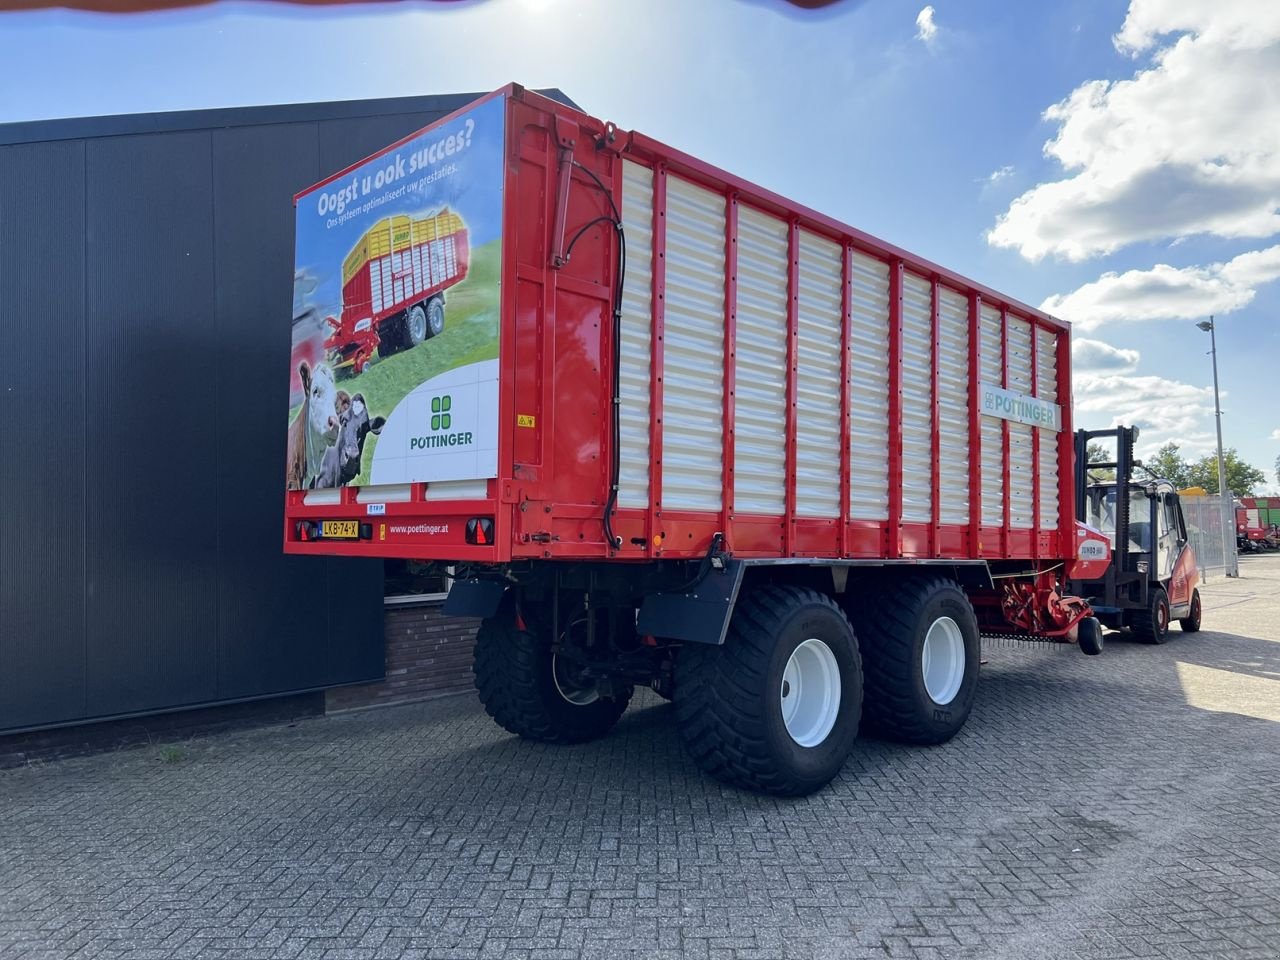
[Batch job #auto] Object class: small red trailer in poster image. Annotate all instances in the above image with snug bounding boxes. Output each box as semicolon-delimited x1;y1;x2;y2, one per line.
323;208;470;375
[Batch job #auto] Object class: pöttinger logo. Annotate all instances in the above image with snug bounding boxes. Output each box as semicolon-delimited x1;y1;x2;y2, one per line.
410;392;473;452
431;394;452;431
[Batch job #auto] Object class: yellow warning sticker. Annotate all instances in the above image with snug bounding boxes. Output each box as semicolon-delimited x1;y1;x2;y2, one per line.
517;414;536;428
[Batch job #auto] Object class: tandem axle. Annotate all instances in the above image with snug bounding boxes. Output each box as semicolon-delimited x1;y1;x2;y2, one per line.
445;556;1103;796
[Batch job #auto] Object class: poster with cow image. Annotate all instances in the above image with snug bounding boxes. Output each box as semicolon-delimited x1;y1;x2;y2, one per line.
287;95;504;491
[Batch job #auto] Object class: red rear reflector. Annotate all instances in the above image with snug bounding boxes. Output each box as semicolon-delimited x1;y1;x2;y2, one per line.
465;517;495;545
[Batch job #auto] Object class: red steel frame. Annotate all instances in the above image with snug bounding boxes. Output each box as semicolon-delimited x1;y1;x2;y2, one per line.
648;165;668;555
837;247;852;559
967;293;982;556
721;195;738;542
285;84;1077;568
783;222;800;557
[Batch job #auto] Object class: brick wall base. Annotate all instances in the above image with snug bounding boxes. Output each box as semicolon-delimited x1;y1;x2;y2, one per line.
325;603;480;713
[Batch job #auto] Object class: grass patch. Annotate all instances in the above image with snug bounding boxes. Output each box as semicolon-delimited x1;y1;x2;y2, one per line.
157;744;187;764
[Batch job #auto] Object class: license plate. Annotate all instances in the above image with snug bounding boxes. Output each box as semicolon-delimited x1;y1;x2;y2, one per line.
320;520;360;540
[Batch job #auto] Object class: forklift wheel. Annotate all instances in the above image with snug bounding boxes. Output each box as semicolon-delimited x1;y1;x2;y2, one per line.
1078;617;1104;656
1179;589;1202;633
1131;586;1171;645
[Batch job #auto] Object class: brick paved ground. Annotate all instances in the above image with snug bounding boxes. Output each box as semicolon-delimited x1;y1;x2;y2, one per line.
3;556;1279;960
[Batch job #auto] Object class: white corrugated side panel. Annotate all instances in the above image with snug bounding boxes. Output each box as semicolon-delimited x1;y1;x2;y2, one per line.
372;257;386;313
980;304;1003;526
662;176;726;513
900;273;933;523
426;479;488;501
733;206;789;515
937;287;969;525
1007;317;1034;528
849;253;890;520
1037;327;1060;529
390;250;402;303
795;230;843;518
617;161;653;509
430;241;443;284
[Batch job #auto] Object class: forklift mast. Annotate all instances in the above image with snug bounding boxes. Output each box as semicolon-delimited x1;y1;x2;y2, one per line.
1075;426;1138;576
1073;425;1150;612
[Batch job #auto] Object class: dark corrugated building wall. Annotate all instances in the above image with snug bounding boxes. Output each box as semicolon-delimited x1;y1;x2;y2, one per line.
0;90;559;733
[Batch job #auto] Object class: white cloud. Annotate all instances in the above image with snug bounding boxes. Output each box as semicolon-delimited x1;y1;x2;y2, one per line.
1072;337;1140;371
1271;428;1280;441
1073;371;1217;456
984;165;1015;186
988;1;1280;262
915;6;938;45
1041;244;1280;329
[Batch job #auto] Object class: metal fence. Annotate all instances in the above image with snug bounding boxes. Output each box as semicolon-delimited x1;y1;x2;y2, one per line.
1182;494;1239;578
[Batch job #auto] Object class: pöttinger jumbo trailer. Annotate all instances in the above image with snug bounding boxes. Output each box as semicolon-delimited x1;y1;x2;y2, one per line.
285;84;1112;796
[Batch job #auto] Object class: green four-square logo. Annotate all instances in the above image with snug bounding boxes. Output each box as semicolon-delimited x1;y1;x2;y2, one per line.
431;394;452;431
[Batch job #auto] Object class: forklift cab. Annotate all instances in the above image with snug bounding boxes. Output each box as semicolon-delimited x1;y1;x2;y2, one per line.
1071;427;1202;642
1084;480;1188;585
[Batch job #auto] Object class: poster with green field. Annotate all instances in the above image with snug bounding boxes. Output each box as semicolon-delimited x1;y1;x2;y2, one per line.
287;95;504;491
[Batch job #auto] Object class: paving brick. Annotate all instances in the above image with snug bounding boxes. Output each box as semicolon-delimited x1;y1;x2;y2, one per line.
4;558;1280;959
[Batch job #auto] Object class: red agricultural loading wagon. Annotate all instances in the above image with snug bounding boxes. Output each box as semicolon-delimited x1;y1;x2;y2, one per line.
324;208;470;375
286;84;1113;795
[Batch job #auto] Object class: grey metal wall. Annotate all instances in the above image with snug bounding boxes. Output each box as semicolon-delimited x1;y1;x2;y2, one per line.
0;91;545;733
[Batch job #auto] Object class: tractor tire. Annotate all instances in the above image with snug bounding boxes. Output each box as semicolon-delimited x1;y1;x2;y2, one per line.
425;296;446;339
674;586;862;797
1179;588;1202;633
473;605;632;745
405;303;429;347
849;576;980;745
1131;586;1171;644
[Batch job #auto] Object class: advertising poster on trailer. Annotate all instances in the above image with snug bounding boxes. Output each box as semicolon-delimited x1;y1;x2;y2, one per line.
287;95;504;492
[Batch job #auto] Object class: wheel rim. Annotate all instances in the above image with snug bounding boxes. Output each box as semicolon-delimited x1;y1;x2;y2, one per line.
428;300;445;335
922;616;965;706
780;638;841;748
1157;601;1168;632
1192;594;1201;624
552;654;600;706
408;305;427;342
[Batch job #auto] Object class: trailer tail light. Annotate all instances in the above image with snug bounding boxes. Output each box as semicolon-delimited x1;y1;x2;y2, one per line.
466;517;495;545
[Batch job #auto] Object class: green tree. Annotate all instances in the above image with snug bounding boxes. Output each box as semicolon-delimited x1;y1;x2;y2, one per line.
1144;442;1191;488
1084;441;1115;481
1184;448;1267;497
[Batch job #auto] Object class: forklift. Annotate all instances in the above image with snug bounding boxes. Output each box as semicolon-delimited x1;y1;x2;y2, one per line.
1070;426;1203;643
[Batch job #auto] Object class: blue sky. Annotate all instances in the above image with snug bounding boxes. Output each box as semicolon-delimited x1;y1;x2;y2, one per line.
3;0;1277;491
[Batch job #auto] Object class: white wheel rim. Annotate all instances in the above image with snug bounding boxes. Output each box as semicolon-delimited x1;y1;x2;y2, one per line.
780;638;841;748
552;654;599;706
922;616;965;706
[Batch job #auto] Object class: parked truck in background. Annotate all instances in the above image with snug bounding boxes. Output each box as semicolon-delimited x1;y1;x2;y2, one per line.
1237;498;1280;551
285;84;1124;797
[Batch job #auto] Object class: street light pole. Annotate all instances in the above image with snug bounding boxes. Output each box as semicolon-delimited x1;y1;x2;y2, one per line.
1196;316;1237;577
